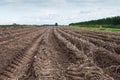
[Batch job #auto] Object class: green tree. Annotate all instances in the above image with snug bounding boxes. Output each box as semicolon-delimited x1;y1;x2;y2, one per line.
55;23;58;26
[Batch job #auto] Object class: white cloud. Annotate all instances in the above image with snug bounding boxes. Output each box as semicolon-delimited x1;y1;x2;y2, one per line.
51;0;66;3
0;18;17;24
0;0;120;25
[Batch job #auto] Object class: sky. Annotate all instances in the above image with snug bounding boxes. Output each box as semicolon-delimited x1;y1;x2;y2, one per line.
0;0;120;25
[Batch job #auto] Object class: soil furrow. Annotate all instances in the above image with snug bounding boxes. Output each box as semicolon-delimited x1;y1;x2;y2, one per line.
0;27;119;80
63;29;120;54
54;27;114;80
58;27;120;80
0;28;47;80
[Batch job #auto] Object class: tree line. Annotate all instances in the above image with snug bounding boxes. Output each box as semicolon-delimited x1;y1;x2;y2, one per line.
69;16;120;26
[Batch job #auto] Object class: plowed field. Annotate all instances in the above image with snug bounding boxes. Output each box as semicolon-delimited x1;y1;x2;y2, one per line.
0;26;120;80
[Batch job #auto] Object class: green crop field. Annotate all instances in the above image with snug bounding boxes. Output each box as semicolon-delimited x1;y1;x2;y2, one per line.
69;25;120;32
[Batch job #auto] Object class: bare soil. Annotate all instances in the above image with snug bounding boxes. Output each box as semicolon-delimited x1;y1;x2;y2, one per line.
0;26;119;80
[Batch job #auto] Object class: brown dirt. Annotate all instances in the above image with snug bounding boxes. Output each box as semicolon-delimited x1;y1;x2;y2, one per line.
0;26;119;80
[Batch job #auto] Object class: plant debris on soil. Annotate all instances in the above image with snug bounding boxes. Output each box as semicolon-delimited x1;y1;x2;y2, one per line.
0;26;120;80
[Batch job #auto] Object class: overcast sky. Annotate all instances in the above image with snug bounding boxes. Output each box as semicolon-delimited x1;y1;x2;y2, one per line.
0;0;120;25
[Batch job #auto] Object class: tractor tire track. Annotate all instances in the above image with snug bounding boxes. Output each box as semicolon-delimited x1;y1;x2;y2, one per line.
0;28;47;80
0;28;42;45
0;27;119;80
0;28;46;45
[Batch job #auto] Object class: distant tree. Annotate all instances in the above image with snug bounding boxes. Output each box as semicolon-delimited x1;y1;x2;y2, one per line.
12;23;17;26
55;23;58;26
